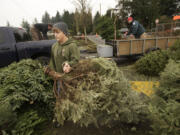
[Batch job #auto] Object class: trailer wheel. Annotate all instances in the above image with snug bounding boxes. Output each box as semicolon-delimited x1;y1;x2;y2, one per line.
36;56;50;66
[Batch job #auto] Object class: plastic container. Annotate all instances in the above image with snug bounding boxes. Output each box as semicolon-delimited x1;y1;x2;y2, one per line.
97;45;113;57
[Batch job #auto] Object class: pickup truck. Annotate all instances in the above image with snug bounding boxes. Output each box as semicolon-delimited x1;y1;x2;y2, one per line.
0;27;56;67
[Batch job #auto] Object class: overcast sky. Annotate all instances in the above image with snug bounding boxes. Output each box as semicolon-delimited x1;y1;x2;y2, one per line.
0;0;116;27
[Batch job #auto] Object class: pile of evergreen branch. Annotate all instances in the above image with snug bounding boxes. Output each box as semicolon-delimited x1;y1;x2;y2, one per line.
55;58;150;127
0;59;54;135
0;58;151;134
149;59;180;135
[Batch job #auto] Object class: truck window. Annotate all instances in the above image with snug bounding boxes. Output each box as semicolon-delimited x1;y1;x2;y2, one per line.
0;29;5;44
13;28;31;43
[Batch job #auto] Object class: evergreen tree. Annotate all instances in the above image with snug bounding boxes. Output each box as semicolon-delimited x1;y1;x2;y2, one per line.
62;10;74;31
69;13;77;35
105;9;112;18
51;16;56;24
130;0;160;28
42;11;51;23
21;19;30;33
85;8;93;34
116;0;179;28
116;0;131;28
95;16;114;40
55;11;62;22
159;0;179;16
93;11;101;33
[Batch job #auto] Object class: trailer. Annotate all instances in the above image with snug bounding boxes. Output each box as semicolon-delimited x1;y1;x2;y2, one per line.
111;36;180;57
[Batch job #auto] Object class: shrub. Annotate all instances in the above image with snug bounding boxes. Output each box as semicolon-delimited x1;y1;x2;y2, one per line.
135;50;169;76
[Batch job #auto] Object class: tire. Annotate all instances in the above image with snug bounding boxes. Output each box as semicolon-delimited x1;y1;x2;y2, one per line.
36;56;50;66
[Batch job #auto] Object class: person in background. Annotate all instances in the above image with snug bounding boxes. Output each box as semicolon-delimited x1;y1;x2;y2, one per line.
124;17;146;39
30;23;52;40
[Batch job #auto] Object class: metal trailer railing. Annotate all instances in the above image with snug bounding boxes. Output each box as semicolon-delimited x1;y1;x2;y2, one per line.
110;36;180;57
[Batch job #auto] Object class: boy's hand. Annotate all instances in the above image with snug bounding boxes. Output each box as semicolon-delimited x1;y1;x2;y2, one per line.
63;63;71;73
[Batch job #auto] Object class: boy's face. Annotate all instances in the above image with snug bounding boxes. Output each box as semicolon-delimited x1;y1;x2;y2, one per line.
54;29;65;43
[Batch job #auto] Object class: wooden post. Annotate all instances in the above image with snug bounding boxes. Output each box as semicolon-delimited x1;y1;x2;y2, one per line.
114;16;118;40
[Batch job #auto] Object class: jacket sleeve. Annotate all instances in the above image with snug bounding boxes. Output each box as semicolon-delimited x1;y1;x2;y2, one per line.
68;43;80;66
49;45;56;71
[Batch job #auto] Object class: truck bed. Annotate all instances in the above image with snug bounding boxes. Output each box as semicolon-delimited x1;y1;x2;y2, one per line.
113;36;180;56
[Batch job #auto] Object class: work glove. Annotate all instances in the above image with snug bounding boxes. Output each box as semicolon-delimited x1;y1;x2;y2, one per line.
43;66;63;80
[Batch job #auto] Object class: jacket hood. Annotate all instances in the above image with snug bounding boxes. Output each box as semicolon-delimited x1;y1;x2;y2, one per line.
59;38;75;46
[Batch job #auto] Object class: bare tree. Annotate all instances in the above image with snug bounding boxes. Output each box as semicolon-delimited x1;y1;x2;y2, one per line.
73;0;91;42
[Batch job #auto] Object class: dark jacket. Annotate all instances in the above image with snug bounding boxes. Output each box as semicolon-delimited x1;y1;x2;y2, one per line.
49;38;80;73
34;23;49;39
127;20;145;38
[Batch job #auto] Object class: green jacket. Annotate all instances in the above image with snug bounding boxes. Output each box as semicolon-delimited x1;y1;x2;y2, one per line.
49;39;80;73
127;20;145;38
